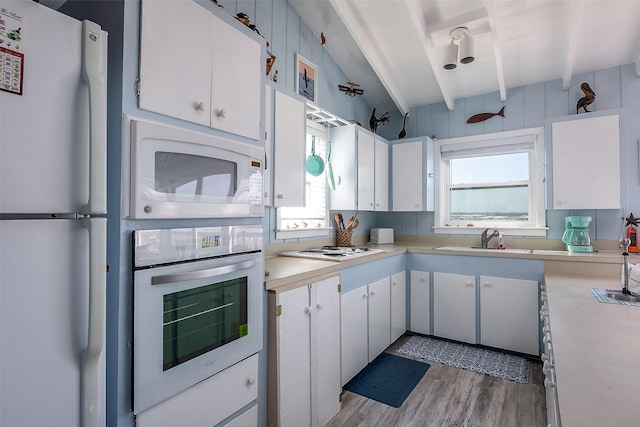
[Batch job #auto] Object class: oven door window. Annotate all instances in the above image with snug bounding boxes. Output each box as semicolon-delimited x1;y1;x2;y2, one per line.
155;152;238;202
162;276;248;371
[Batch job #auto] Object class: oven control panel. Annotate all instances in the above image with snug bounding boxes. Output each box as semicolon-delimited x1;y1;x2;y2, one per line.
134;225;263;268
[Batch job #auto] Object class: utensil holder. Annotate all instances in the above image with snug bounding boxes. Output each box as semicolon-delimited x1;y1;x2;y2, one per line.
336;229;353;247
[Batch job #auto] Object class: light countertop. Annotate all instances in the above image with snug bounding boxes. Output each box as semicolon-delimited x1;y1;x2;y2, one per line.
545;274;640;427
264;242;623;290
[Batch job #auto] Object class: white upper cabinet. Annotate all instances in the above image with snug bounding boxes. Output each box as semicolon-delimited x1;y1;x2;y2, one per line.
272;90;306;207
330;125;388;211
551;114;620;209
139;0;262;140
139;0;212;127
391;137;434;211
374;138;389;210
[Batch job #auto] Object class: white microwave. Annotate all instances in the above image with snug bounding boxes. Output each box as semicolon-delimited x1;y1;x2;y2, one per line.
125;117;264;219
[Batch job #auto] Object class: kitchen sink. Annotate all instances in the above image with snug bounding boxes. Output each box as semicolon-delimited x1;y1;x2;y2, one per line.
605;289;640;302
435;246;534;254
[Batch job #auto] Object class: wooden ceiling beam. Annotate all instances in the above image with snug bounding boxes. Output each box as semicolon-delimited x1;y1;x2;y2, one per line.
562;1;582;90
329;0;410;114
404;0;456;110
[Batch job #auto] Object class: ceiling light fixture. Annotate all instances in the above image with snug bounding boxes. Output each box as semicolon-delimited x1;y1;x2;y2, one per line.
443;40;458;70
443;27;475;70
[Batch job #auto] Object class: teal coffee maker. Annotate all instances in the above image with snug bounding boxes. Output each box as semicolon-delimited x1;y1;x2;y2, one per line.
561;216;593;252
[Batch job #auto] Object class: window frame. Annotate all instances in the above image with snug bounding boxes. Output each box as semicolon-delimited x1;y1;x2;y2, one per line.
434;127;547;237
275;120;331;240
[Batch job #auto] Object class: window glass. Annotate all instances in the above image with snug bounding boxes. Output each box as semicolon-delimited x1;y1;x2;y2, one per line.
435;128;546;235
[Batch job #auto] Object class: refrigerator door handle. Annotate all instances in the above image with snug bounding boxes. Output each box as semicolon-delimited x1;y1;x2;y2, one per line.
81;218;107;427
82;20;107;215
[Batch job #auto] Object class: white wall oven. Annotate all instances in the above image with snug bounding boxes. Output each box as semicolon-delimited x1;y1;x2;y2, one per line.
124;116;264;219
132;225;263;414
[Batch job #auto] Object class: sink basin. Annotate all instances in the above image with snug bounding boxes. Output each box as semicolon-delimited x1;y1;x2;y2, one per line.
435;246;533;254
605;289;640;302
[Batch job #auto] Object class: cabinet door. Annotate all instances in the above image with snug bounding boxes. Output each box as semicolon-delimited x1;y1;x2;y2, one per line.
390;272;406;343
357;130;375;210
433;272;476;344
392;140;423;211
367;277;391;362
374;139;389;210
551;114;620;209
276;286;311;426
210;13;261;140
480;275;539;355
139;0;212;126
329;126;357;210
410;270;430;335
340;286;368;386
273;91;306;207
313;277;341;427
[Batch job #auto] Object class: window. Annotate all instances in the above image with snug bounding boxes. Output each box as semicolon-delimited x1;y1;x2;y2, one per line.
434;127;546;236
276;120;330;239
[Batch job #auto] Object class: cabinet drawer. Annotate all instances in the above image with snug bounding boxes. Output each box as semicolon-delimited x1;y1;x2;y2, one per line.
136;354;259;427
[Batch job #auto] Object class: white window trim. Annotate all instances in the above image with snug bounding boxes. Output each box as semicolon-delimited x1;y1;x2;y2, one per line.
434;127;547;237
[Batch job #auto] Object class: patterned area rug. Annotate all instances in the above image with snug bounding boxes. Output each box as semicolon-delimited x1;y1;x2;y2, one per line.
396;335;529;384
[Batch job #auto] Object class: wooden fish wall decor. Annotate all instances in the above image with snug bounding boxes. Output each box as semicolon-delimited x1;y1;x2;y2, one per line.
466;106;505;124
576;82;595;113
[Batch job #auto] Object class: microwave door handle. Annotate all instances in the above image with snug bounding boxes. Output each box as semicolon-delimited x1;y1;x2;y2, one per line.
151;259;256;285
81;20;107;215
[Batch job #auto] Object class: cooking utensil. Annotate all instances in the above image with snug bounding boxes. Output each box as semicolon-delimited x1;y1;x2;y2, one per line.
338;213;345;229
306;135;325;176
350;218;359;229
326;138;335;190
347;211;358;229
334;213;342;229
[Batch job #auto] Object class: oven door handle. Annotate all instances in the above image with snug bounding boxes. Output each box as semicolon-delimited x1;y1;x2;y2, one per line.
151;259;256;285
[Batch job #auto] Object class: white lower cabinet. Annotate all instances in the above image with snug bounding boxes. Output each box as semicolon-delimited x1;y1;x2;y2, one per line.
367;277;391;362
433;272;476;344
390;272;406;343
268;275;341;427
340;275;399;385
409;270;430;335
480;275;539;355
340;285;369;386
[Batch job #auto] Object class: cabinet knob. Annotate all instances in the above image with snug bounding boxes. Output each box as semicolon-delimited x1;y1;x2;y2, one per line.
304;306;312;315
216;109;227;118
370;202;374;206
466;282;474;287
276;194;284;199
415;203;419;207
247;376;256;386
370;291;376;296
482;283;491;288
195;101;207;112
316;303;323;310
362;294;368;299
420;276;426;282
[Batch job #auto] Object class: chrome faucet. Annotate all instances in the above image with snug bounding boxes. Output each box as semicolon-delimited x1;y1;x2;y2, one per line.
481;229;500;248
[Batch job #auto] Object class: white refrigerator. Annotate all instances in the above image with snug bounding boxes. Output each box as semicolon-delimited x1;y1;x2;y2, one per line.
0;1;108;427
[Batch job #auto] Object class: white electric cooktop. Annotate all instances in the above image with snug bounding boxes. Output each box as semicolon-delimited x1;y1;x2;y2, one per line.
279;246;385;262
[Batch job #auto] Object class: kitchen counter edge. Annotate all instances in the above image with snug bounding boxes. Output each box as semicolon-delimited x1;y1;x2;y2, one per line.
265;243;622;290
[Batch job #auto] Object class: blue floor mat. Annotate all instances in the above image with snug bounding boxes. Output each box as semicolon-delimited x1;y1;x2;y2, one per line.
343;352;430;408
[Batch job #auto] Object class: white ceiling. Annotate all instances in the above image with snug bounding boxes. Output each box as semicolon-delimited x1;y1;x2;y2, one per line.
290;0;640;114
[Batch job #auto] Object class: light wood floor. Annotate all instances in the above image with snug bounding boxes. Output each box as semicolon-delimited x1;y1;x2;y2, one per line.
327;334;547;427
